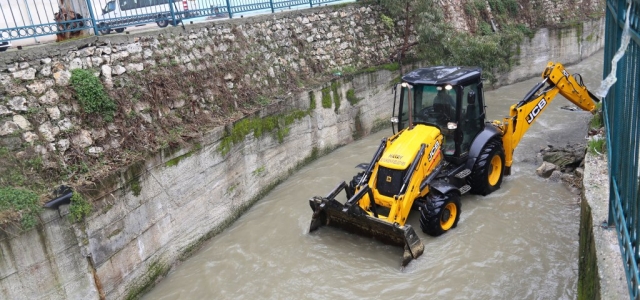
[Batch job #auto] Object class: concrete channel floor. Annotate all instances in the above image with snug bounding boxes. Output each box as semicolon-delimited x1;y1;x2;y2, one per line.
583;153;630;299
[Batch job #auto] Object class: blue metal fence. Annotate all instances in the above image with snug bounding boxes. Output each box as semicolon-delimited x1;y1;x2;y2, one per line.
0;0;352;44
604;0;640;298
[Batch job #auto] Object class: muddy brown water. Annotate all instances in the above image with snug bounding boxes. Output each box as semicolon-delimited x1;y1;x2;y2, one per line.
142;52;604;299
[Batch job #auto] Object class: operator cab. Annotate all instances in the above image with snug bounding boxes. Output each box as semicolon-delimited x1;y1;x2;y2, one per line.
394;66;486;163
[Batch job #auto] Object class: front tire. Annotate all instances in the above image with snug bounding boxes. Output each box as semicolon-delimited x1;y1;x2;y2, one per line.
419;191;461;237
98;23;111;35
156;17;169;28
469;138;505;195
115;28;125;33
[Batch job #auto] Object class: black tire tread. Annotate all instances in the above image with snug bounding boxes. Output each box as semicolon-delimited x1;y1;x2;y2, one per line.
419;191;461;237
468;138;505;196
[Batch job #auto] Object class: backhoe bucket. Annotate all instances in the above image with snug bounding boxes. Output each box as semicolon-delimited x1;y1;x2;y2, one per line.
308;182;424;267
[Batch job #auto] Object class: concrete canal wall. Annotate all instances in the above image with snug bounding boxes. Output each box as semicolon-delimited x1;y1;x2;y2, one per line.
0;2;607;299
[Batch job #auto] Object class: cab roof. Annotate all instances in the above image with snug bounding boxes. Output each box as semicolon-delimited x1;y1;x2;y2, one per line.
401;66;482;86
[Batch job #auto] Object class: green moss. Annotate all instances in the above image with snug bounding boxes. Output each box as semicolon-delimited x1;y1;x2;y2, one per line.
585;32;594;42
308;91;316;110
125;260;169;300
577;197;601;299
346;89;362;105
331;81;341;113
352;113;364;140
217;110;309;156
321;87;332;109
371;118;391;133
130;177;142;197
164;151;193;168
107;228;122;239
363;62;400;74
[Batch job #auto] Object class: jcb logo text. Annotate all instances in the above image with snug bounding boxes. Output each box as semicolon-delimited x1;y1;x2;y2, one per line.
526;98;547;124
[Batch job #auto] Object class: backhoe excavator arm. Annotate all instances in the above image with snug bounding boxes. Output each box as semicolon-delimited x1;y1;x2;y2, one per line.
497;62;600;171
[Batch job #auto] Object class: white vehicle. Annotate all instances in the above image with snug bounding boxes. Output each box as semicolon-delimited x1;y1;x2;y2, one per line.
96;0;184;34
0;41;11;52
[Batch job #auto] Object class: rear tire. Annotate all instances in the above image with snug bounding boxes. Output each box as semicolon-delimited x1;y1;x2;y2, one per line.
156;17;169;28
115;28;125;33
468;138;505;195
419;191;461;237
346;171;364;199
98;23;111;35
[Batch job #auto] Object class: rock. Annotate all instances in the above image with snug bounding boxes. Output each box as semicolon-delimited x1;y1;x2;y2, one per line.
13;115;32;130
112;65;126;75
91;128;107;140
57;139;70;153
541;144;586;171
21;68;37;80
101;65;113;87
575;167;584;179
23;131;39;143
27;81;48;95
127;43;142;54
88;146;104;156
72;129;93;148
58;118;73;131
47;107;61;120
8;97;28;111
53;70;71;86
0;106;11;116
41;58;52;65
143;49;153;59
126;63;144;72
69;58;83;70
0;121;19;136
39;89;59;105
40;64;51;77
549;170;562;182
38;122;60;142
536;161;557;178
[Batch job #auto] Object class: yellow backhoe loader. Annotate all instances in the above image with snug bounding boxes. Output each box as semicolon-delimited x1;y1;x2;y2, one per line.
308;62;600;266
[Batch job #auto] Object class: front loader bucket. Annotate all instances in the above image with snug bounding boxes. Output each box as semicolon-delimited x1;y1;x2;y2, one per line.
309;183;424;267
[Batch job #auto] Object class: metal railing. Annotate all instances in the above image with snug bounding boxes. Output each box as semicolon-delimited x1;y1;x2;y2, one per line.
604;0;640;298
0;0;352;44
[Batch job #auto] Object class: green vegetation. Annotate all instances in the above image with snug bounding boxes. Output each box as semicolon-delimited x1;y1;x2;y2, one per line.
70;69;117;122
0;187;41;230
376;0;537;84
165;151;193;168
125;260;169;300
589;103;603;129
217;110;309;156
129;176;142;197
578;198;601;299
346;89;361;105
308;91;316;110
587;138;606;155
321;87;332;108
68;192;92;223
331;81;341;112
381;14;394;30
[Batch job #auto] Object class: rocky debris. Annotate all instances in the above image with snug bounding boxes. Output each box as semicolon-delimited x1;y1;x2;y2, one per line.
536;143;587;193
536;161;557;178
